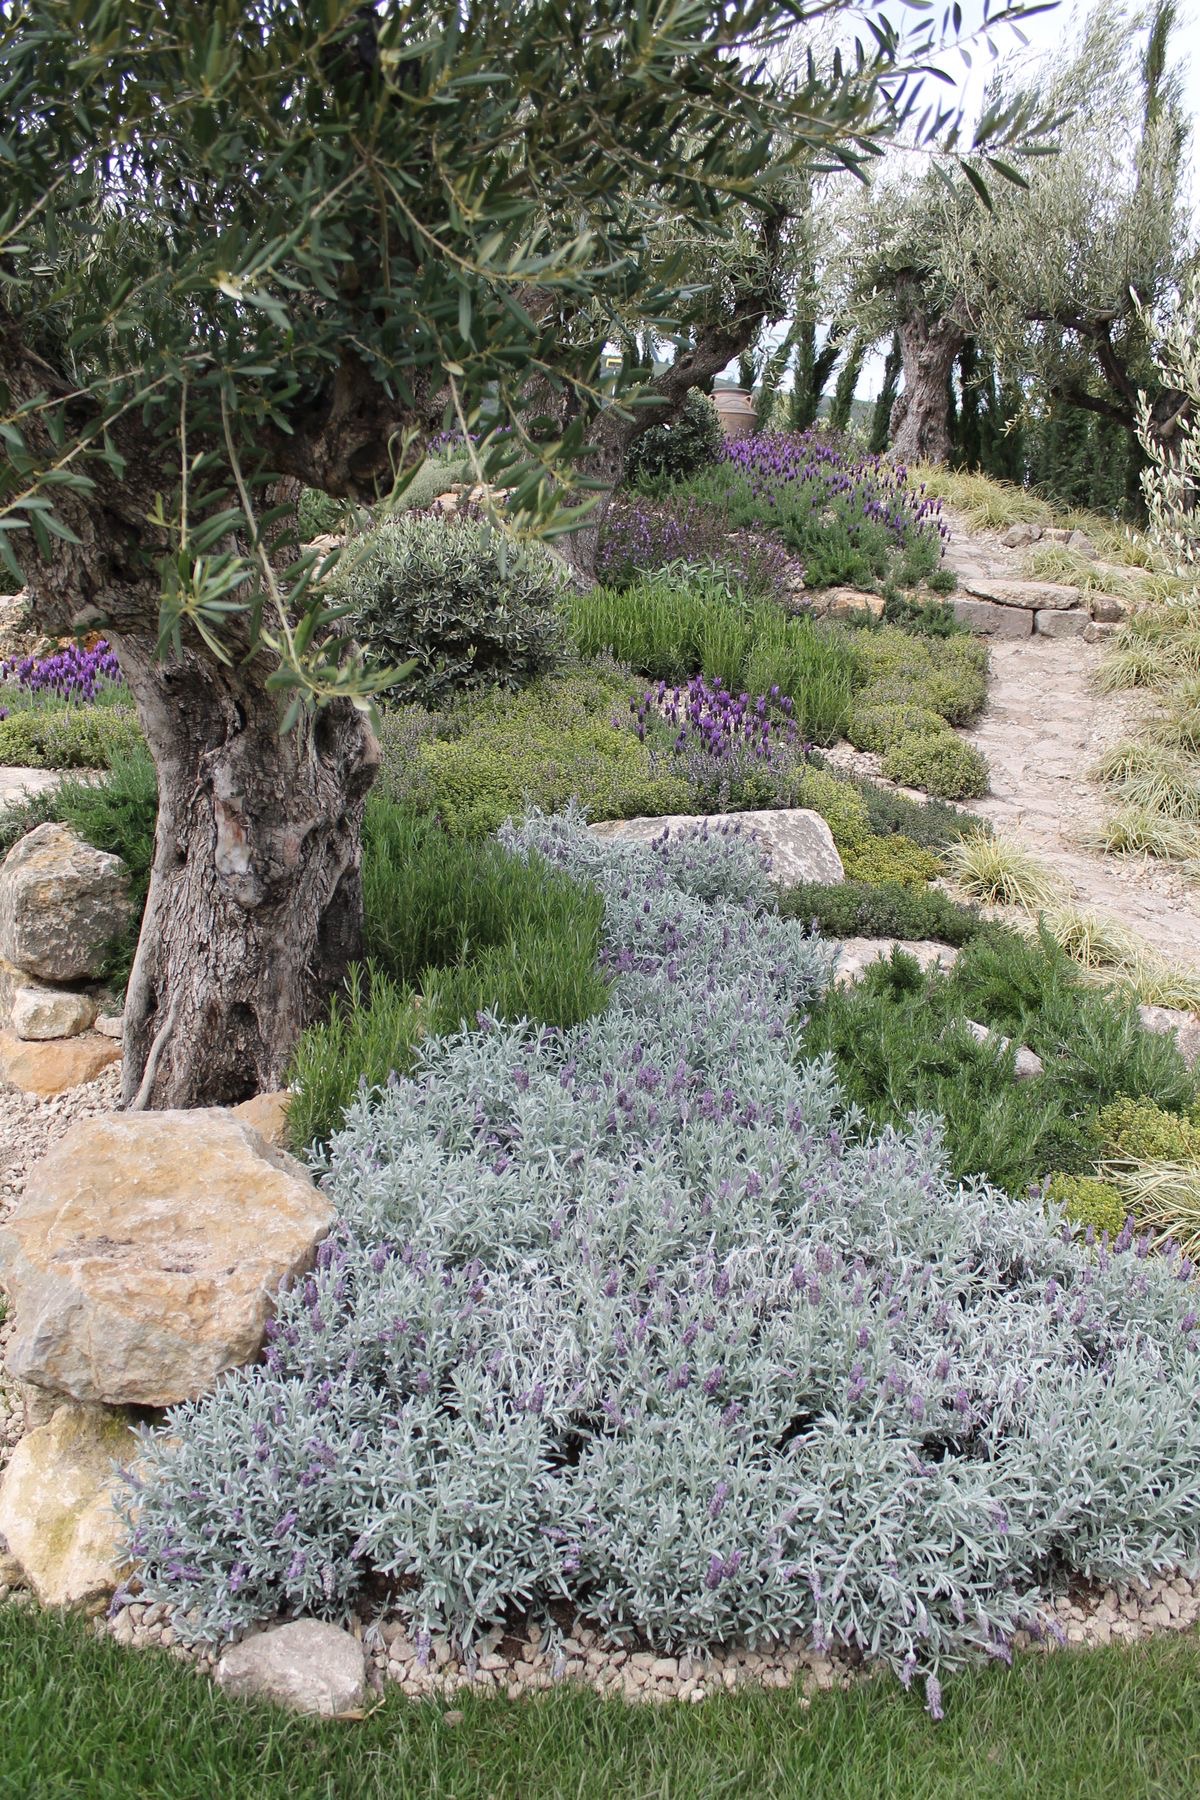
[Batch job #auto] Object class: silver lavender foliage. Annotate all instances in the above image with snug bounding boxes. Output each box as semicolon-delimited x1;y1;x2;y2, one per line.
121;809;1200;1711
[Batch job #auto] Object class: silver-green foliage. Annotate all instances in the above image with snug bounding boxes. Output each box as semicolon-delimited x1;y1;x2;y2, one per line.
124;813;1200;1711
327;514;569;702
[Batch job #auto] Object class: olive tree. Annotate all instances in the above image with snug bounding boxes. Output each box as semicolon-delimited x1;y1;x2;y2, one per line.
842;0;1194;465
1;0;1049;1106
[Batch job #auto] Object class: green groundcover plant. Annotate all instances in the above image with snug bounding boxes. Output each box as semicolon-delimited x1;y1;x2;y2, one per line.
124;814;1200;1722
804;928;1196;1194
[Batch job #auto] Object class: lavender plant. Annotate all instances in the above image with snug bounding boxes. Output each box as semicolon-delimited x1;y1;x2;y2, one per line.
1;637;123;704
123;812;1200;1715
596;495;800;602
629;676;808;811
683;430;948;591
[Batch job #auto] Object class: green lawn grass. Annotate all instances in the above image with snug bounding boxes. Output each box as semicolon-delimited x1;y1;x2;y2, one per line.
3;1606;1199;1800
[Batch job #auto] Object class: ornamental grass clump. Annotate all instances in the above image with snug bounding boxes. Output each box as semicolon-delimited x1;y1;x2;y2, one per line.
126;812;1200;1715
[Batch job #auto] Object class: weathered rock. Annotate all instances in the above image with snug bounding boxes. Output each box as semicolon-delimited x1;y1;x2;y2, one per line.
1066;529;1097;559
999;523;1044;549
216;1621;367;1717
833;939;959;987
811;588;885;621
1138;1004;1200;1071
0;589;37;659
951;597;1033;638
1089;593;1128;624
1034;608;1090;639
10;983;97;1041
0;1110;334;1406
962;578;1082;612
0;1028;120;1096
231;1090;293;1151
965;1019;1044;1080
0;1401;139;1608
589;810;844;887
0;822;133;982
95;1011;124;1039
1083;620;1119;644
1042;526;1073;547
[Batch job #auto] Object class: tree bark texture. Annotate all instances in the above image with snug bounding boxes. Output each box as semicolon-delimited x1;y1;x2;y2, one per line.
888;308;968;466
114;632;378;1109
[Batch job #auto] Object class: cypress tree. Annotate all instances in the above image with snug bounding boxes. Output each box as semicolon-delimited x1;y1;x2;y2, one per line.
868;333;902;453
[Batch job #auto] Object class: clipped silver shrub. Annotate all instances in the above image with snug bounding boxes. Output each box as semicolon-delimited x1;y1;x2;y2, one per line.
123;811;1200;1712
326;511;568;702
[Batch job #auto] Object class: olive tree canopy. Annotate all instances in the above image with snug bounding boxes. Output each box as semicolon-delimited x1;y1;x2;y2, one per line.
0;0;1052;1106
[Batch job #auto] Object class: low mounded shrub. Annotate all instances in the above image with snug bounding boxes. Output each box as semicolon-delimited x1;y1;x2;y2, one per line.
595;495;797;603
623;388;723;489
126;812;1200;1716
777;879;988;948
0;703;144;770
327;513;568;703
838;833;942;889
881;733;990;802
1098;1096;1200;1164
375;666;690;838
1044;1173;1127;1240
852;778;982;851
846;700;952;757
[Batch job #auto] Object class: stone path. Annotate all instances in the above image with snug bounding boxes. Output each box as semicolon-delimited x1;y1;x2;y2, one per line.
933;511;1200;971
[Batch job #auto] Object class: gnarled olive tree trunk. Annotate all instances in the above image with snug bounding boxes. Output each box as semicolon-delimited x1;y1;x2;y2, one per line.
113;629;378;1109
888;308;968;465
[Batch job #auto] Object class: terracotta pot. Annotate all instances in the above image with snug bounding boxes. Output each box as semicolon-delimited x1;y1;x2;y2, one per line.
712;387;757;439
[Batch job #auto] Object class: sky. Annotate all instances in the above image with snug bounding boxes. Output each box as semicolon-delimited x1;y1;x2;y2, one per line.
768;0;1200;398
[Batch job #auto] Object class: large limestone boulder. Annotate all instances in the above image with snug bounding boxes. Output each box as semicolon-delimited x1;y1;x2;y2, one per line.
833;938;959;988
951;597;1033;638
0;1401;140;1608
0;1111;334;1406
0;1028;120;1096
0;822;133;982
590;809;844;887
216;1620;367;1717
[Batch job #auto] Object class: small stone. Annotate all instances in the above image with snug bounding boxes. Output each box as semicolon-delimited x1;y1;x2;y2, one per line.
0;1029;121;1097
1066;529;1097;558
649;1657;678;1680
443;1709;464;1727
1089;594;1127;623
10;984;98;1041
1137;1004;1200;1071
216;1621;366;1717
230;1090;293;1150
1000;523;1044;549
964;1019;1043;1079
95;1013;124;1040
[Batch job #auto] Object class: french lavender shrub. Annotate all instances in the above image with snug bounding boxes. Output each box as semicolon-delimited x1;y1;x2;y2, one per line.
595;495;799;603
1;637;123;703
123;812;1200;1716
